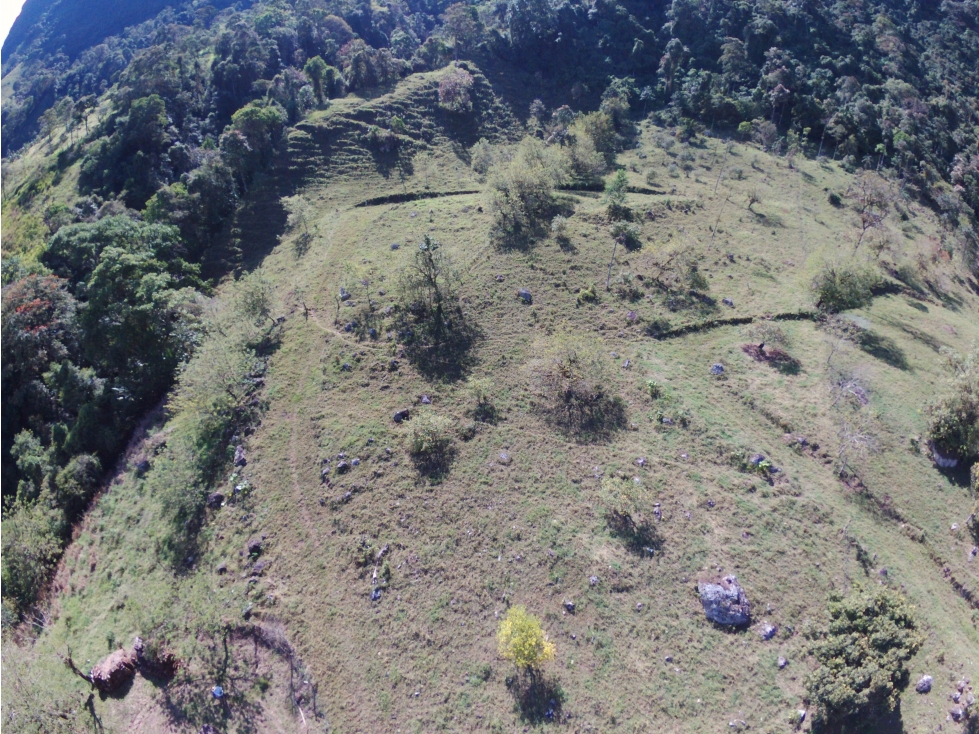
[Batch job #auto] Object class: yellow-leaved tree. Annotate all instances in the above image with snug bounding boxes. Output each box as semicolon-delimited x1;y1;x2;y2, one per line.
497;605;555;675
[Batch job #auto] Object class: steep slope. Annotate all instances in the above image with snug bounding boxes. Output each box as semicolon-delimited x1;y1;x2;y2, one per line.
3;65;978;733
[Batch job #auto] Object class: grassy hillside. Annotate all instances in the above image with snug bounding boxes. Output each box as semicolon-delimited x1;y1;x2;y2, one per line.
3;67;978;734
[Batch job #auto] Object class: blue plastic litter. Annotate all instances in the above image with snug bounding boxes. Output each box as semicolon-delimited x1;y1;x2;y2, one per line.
212;685;224;699
371;588;382;601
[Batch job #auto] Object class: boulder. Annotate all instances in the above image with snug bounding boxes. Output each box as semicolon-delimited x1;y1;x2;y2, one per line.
915;675;933;693
206;492;225;509
759;622;778;640
517;289;533;304
710;363;725;375
90;648;136;693
777;656;788;669
233;446;247;467
393;409;410;423
698;575;751;627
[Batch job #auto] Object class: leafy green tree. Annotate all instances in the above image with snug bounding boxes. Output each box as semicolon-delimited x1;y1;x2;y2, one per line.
304;55;329;104
805;587;922;728
497;605;555;675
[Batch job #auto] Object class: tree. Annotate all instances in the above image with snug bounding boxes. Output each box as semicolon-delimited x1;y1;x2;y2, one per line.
442;3;480;53
438;68;474;114
604;169;629;218
399;235;459;332
497;605;555;675
805;587;922;728
488;137;565;245
304;55;328;104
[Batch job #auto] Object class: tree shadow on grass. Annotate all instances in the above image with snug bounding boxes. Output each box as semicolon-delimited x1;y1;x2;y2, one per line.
401;315;481;383
810;702;906;734
606;512;663;556
857;331;910;370
546;394;628;444
508;673;565;725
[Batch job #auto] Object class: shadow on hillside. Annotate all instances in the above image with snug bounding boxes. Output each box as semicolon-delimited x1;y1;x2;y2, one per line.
606;512;663;557
857;331;910;370
810;703;906;734
401;317;481;383
508;673;565;725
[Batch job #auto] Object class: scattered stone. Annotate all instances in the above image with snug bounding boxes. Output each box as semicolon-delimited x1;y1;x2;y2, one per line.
216;562;227;574
368;328;378;338
340;288;351;301
420;395;432;404
661;417;675;426
136;459;150;475
352;458;361;467
495;275;504;282
336;460;350;473
390;243;400;250
252;560;267;575
759;623;778;640
498;452;512;466
636;603;643;611
698;575;751;627
710;363;725;375
371;588;382;602
564;600;575;613
777;656;788;669
664;655;673;662
90;649;136;694
627;310;638;322
389;359;400;371
207;492;225;509
517;289;533;304
589;575;599;586
234;446;247;467
915;675;933;693
393;409;410;423
796;710;806;724
636;457;648;468
950;705;966;722
341;362;352;371
722;298;734;307
622;359;631;368
749;453;765;466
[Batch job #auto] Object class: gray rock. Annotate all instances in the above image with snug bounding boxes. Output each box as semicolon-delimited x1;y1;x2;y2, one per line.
340;288;351;301
391;243;400;250
915;675;933;693
495;275;504;282
589;575;599;586
517;289;533;304
246;538;263;556
393;409;410;423
759;623;778;640
336;460;350;473
498;452;512;465
698;575;751;627
563;600;575;613
710;363;725;375
136;459;151;475
722;297;734;307
950;705;966;722
420;395;432;404
351;458;361;466
635;457;648;468
234;446;247;467
749;453;765;466
216;562;228;575
206;492;225;509
777;656;788;669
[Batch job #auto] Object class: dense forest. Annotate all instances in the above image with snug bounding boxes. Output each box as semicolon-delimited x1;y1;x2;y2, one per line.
2;0;978;621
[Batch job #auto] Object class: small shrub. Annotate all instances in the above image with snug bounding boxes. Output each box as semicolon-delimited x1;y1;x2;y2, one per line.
745;321;787;347
577;284;597;304
812;264;879;312
534;339;626;438
604;169;630;219
408;413;455;472
466;377;498;423
470;138;494;176
828;191;843;207
644;168;657;185
611;222;642;250
927;346;979;463
731;167;744;180
497;605;555;674
550;215;569;241
646;379;662;399
804;587;922;728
